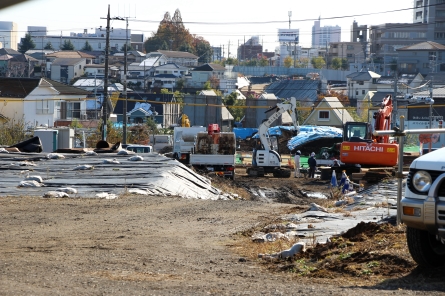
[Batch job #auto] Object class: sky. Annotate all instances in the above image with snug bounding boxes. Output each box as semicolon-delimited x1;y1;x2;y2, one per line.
0;0;413;55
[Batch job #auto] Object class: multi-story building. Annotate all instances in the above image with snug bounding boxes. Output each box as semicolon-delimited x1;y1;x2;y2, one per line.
312;18;341;48
413;0;445;41
0;21;18;50
327;42;365;65
237;36;263;61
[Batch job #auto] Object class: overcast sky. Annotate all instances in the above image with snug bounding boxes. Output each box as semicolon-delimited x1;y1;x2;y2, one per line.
0;0;413;54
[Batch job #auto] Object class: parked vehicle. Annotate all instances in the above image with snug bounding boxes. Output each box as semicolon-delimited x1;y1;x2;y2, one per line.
173;126;207;164
189;124;237;179
401;147;445;267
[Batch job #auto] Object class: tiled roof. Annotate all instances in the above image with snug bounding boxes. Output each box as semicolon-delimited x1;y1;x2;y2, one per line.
397;41;445;51
158;50;198;59
47;51;95;59
265;79;320;101
0;77;40;98
346;70;380;81
0;48;21;55
51;58;84;66
193;63;226;71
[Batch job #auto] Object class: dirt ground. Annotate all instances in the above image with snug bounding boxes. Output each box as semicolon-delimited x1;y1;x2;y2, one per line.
2;168;445;295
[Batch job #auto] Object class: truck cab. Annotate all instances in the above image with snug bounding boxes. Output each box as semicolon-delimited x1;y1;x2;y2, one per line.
401;147;445;267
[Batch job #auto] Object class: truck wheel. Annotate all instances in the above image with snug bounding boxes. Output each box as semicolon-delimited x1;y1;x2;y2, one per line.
406;227;445;267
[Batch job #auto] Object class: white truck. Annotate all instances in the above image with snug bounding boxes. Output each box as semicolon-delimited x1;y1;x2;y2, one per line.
401;147;445;267
149;134;173;153
189;125;236;179
173;126;206;164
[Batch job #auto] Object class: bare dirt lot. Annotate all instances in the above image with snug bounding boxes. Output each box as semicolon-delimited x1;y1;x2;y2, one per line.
2;169;445;295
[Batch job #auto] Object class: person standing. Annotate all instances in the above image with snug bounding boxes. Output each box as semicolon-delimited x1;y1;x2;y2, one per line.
308;152;317;178
294;150;301;178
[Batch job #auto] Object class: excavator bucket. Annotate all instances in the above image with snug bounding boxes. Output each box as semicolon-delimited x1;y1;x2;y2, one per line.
340;141;398;166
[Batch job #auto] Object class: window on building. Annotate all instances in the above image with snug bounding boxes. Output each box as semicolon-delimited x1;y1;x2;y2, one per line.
362;90;365;95
36;99;54;114
347;45;354;50
416;11;423;19
347;53;353;58
60;102;81;119
358;81;364;85
356;90;359;95
318;111;329;121
423;63;430;68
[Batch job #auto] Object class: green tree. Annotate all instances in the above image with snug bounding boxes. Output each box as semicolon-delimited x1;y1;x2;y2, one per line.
311;56;326;69
120;43;133;52
258;56;269;66
18;33;36;53
283;56;293;68
224;91;245;122
341;58;349;70
195;38;212;63
81;41;93;51
203;81;211;90
60;39;75;50
175;78;186;91
331;57;342;70
225;57;238;66
44;41;54;50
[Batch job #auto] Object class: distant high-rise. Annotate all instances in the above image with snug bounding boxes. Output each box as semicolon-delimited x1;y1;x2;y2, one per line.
413;0;445;41
312;17;341;48
0;21;18;50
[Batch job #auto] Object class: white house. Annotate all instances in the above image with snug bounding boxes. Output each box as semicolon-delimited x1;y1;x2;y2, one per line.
0;77;92;127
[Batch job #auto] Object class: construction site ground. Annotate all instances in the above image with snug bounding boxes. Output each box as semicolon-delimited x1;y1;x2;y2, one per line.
2;151;445;295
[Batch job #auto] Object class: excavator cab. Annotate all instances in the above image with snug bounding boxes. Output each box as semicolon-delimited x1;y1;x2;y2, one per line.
343;122;372;143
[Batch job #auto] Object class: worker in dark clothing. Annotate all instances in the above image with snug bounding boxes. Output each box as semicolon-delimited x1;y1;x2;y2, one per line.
308;152;317;178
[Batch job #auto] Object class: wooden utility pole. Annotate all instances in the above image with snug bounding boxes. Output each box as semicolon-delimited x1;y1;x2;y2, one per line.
122;16;128;144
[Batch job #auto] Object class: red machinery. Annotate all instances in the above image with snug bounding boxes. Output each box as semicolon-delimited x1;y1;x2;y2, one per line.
340;95;399;167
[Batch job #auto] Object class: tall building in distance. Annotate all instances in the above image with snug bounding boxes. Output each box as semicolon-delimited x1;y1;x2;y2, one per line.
237;36;262;61
312;17;341;48
413;0;445;41
0;21;18;50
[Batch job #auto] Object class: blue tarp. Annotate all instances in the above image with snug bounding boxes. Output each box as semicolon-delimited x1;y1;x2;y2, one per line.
287;126;343;151
252;126;298;138
233;128;258;140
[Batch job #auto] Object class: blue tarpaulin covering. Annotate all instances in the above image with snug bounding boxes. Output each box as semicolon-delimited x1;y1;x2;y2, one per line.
287;126;343;151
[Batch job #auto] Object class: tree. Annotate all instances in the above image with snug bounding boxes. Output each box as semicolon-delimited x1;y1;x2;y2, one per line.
81;41;93;51
120;43;133;52
143;9;211;59
175;78;186;91
283;56;293;68
331;57;342;70
341;58;349;70
203;81;211;90
43;41;54;50
18;33;36;53
60;39;75;50
223;92;245;122
258;56;269;67
209;75;220;90
311;56;326;69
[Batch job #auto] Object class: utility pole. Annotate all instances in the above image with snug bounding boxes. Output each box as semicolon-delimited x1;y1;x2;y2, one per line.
392;72;398;128
122;16;128;145
100;5;111;141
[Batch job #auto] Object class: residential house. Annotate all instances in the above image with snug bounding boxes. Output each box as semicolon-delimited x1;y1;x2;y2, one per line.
109;50;146;65
157;50;199;67
45;51;95;80
0;77;93;127
303;97;354;127
346;70;382;102
396;41;445;75
0;48;39;77
148;63;189;91
84;64;119;78
50;58;86;84
187;63;228;90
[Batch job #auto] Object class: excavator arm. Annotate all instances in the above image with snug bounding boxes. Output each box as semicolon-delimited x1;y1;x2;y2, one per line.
257;97;299;151
372;95;393;143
